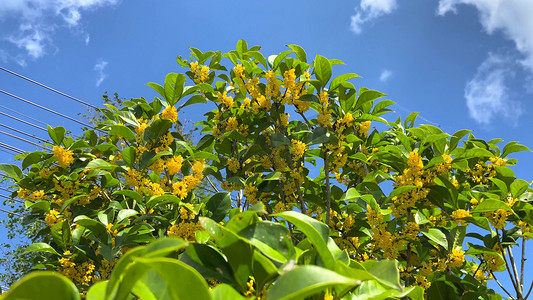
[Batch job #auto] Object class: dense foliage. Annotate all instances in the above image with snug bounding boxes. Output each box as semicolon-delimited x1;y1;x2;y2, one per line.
0;41;532;299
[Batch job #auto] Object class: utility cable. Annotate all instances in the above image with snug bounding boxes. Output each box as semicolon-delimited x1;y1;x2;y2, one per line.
0;111;47;132
0;194;24;204
0;104;48;127
0;90;104;132
0;206;22;216
0;130;48;150
0;123;49;143
0;142;24;154
0;66;99;109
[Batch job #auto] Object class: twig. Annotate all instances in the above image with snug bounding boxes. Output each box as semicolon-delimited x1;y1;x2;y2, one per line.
206;176;220;193
324;149;331;225
491;271;517;300
525;279;533;299
508;244;523;297
497;230;519;292
521;237;526;290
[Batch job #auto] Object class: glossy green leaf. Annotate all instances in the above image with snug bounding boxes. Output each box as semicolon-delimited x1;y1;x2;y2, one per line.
274;211;334;269
47;125;66;145
211;284;248;300
24;242;61;256
314;55;332;87
0;164;23;181
206;192;232;222
164;73;187;105
110;125;136;143
266;265;356;300
420;228;448;250
122;146;136;168
4;271;80;300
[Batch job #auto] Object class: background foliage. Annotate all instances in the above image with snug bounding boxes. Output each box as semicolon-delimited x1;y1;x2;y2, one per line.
1;41;531;299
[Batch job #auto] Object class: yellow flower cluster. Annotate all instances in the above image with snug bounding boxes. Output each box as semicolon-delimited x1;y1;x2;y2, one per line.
98;259;115;280
358;121;371;137
435;154;453;175
180;203;195;220
39;167;57;178
234;64;245;79
226;116;238;132
58;254;96;286
190;62;210;83
53;146;74;168
452;209;471;225
447;249;465;268
335;113;354;133
227;157;240;173
485;209;509;229
317;92;332;128
166;155;183;175
265;70;281;99
161;106;178;123
281;69;309;112
391;150;431;217
79;186;101;205
218;91;234;109
172;159;204;199
245;183;258;205
167;221;203;241
291;139;306;161
45;209;64;227
125;168;143;187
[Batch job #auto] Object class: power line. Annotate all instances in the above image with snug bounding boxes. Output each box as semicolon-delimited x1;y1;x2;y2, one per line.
0;104;48;127
0;206;22;217
0;111;47;132
0;66;99;109
0;90;103;132
0;142;24;154
0;130;48;150
0;194;24;204
0;123;49;143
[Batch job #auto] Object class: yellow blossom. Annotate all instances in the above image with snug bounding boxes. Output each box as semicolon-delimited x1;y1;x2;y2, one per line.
53;146;74;168
166;155;183;175
161;106;178;123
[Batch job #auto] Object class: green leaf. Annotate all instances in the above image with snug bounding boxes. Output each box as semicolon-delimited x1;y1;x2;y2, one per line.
266;265;357;300
142;119;172;144
86;281;107;300
511;179;530;198
110;125;136;143
113;190;143;202
449;129;471;151
116;111;140;127
47;125;66;145
314;55;332;87
270;133;291;147
236;40;248;57
206;192;232;222
274;211;334;269
355;90;386;110
117;209;139;223
368;260;402;290
86;159;117;171
252;250;279;289
164;73;187;105
502;141;530;157
147;82;166;100
420;228;448;250
211;284;248;300
122;146;136;168
238;221;294;263
180;243;235;284
471;199;513;213
307;126;331;145
24;242;61;256
286;44;307;62
4;271;80;300
271;50;293;70
0;164;23;181
329;73;360;91
22;151;48;170
177;95;206;111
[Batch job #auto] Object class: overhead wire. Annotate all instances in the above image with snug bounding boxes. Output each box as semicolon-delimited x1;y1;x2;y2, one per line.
0;90;104;132
0;142;24;154
0;130;48;150
0;123;49;143
0;66;99;110
0;111;47;132
0;194;23;205
0;104;48;127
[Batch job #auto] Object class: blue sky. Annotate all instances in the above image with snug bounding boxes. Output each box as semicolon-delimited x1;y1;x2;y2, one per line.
0;0;532;294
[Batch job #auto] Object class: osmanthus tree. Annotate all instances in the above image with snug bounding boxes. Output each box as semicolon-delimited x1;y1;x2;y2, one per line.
0;40;532;300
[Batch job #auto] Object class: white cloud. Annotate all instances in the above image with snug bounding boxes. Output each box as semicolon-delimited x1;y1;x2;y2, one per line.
437;0;533;71
464;53;521;125
0;0;119;62
350;0;398;34
379;69;393;82
85;34;90;45
94;60;108;87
